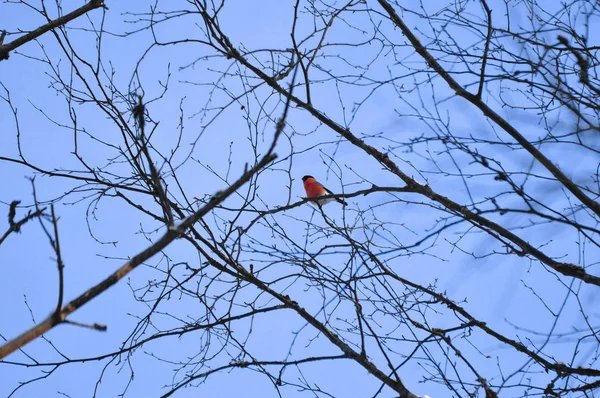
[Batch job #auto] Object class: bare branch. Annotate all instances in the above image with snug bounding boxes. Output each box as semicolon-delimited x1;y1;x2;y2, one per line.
0;0;105;61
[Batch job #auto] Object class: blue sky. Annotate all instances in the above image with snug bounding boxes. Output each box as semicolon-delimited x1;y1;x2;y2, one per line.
1;0;599;397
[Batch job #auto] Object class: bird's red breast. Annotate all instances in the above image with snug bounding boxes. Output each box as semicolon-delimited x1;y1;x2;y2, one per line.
303;177;328;198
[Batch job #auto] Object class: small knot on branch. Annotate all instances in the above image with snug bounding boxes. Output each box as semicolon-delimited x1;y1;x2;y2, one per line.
8;200;20;230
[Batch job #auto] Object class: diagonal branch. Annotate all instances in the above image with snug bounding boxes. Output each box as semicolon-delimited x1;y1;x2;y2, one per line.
0;0;105;61
199;12;600;286
0;100;287;358
200;253;421;398
375;0;600;220
0;202;45;246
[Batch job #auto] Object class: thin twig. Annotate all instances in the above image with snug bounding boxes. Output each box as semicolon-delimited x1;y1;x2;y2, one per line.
50;205;65;315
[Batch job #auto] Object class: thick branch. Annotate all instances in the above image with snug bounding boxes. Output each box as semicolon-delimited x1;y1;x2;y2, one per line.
0;0;105;61
0;151;277;360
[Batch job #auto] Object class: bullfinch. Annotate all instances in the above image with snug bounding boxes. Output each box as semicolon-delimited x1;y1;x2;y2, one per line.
302;175;348;206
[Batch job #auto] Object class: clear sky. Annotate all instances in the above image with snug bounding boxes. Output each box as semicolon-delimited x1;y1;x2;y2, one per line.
1;1;598;397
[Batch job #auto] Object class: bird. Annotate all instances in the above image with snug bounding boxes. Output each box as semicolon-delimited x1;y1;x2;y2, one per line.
302;175;348;206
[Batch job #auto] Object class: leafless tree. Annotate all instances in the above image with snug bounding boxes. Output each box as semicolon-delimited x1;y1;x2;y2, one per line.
1;0;600;397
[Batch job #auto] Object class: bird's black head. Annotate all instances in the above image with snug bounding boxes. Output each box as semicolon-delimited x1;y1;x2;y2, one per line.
302;175;314;182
